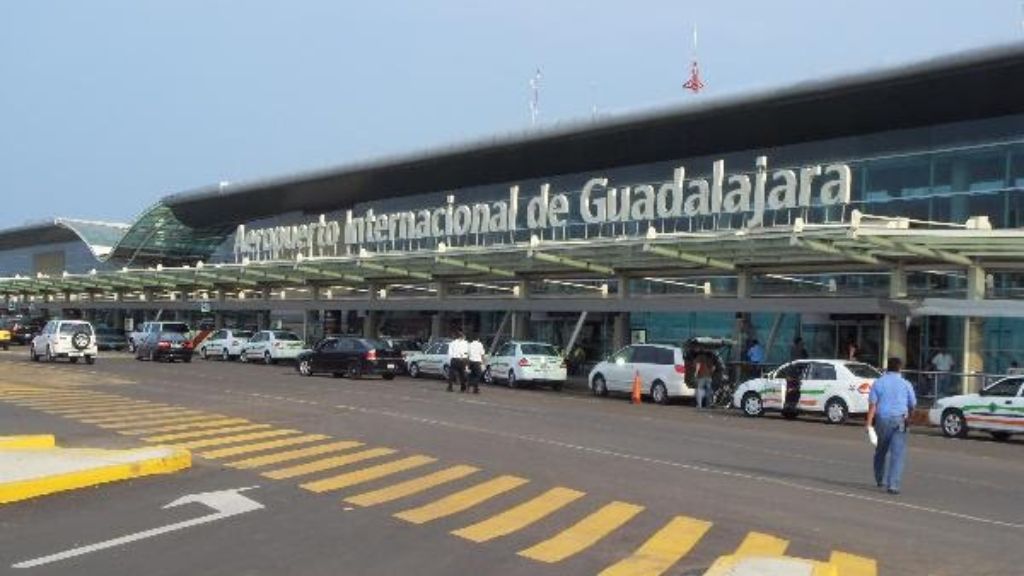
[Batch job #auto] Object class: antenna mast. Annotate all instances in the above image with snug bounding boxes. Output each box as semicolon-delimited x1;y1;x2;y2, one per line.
682;25;705;94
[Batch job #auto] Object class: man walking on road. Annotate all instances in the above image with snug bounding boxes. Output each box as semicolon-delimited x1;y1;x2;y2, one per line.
447;331;469;393
866;357;917;495
467;336;485;394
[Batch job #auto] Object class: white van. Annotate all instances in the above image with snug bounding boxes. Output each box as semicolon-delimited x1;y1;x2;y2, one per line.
588;344;689;404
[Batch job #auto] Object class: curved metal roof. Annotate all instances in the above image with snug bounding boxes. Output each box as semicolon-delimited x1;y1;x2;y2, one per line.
0;218;130;258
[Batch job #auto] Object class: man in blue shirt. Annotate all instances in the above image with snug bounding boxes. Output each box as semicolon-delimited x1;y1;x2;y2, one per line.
866;357;917;494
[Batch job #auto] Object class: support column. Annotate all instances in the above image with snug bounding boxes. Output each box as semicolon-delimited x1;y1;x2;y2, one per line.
363;284;379;339
611;275;630;350
303;286;322;345
511;280;529;340
431;282;449;340
884;263;909;364
732;269;752;353
962;265;986;393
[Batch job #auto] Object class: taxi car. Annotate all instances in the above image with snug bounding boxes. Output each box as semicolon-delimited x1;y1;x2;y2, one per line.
0;321;10;350
929;376;1024;441
199;328;254;361
241;330;305;364
405;339;452;379
484;341;566;390
733;359;881;424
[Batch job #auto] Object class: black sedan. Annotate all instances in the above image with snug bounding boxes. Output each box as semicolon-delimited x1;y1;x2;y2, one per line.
296;336;402;379
135;331;194;362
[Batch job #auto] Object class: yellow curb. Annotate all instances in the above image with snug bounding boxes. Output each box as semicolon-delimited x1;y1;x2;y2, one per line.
0;446;192;504
704;554;838;576
0;435;57;449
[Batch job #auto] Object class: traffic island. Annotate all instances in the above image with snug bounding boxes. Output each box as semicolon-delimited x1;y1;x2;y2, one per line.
0;435;191;504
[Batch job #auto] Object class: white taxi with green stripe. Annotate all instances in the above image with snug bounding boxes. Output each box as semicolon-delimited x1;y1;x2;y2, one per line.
732;359;881;424
929;376;1024;441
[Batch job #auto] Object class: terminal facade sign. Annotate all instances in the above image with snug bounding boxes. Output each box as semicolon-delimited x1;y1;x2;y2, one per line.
232;156;851;261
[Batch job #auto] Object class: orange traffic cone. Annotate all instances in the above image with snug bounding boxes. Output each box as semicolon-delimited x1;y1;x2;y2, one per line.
631;371;642;404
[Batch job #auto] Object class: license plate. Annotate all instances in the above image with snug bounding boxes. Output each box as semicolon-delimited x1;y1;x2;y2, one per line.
386;363;395;370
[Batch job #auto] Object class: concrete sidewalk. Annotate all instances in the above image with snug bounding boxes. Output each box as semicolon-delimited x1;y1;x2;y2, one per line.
0;435;191;504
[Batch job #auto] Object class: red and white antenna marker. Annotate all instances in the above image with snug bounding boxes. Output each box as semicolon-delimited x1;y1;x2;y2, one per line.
682;25;704;94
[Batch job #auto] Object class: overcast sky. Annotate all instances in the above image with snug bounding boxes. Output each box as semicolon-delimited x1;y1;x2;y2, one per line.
1;1;1021;228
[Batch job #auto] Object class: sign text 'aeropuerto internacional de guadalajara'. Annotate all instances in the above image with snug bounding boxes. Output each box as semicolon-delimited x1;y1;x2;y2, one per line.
232;156;851;261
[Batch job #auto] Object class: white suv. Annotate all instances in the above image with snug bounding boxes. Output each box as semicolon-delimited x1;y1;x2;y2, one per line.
30;320;98;364
588;344;690;404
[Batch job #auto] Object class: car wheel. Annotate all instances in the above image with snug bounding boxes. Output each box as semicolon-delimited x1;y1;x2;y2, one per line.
148;350;156;362
941;409;968;438
824;398;849;425
382;373;395;381
331;372;342;378
222;349;230;361
991;431;1011;442
408;363;420;378
591;374;608;397
650;381;668;405
347;364;362;379
507;370;518;389
264;352;274;365
45;346;54;363
442;364;450;381
85;356;95;365
240;352;249;363
69;357;79;364
552;381;563;392
298;359;313;376
742;392;764;417
200;347;209;360
30;346;38;362
128;340;135;353
183;356;192;363
482;367;493;385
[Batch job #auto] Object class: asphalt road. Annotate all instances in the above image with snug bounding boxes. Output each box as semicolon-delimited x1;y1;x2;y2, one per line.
0;349;1021;576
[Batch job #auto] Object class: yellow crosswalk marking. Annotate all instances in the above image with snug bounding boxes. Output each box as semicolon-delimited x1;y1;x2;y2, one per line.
17;398;134;409
51;403;167;416
395;475;529;525
301;455;436;493
201;434;329;459
118;418;252;435
100;414;226;429
597;515;712;576
81;409;200;424
829;551;877;576
734;532;789;556
226;441;364;469
345;465;480;507
519;501;644;563
453;487;585;543
143;424;273;442
175;429;299;450
263;447;396;480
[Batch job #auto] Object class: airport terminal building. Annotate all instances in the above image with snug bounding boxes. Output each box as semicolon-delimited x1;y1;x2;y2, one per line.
4;44;1024;391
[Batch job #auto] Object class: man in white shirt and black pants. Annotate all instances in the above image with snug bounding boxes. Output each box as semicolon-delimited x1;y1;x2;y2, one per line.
467;336;485;394
447;331;469;393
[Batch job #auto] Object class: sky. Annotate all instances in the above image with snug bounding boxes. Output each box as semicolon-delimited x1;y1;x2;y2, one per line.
1;0;1022;229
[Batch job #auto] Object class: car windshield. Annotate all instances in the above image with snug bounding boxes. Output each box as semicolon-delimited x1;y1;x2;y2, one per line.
273;332;301;341
59;323;91;335
845;363;881;378
162;323;190;333
365;339;391;350
391;340;421;351
521;344;559;356
95;328;121;336
160;332;187;341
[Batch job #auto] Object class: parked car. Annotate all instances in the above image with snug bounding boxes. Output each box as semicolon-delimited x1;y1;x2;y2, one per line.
29;319;97;364
199;328;254;361
732;359;881;424
8;317;45;345
589;343;690;404
128;321;190;353
94;326;128;351
0;321;10;350
484;341;567;390
929;375;1024;441
405;340;453;379
296;336;403;379
380;337;423;373
241;330;305;364
135;331;194;363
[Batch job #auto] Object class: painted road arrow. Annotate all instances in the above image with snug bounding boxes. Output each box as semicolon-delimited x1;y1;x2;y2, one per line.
13;486;263;569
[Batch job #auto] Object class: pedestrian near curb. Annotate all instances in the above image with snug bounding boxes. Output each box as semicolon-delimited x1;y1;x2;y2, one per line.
866;357;917;494
694;356;712;409
447;332;469;393
468;336;485;394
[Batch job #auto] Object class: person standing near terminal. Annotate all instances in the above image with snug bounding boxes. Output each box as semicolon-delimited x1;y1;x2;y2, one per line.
929;345;955;397
790;336;808;361
467;335;485;394
866;357;917;495
447;331;469;393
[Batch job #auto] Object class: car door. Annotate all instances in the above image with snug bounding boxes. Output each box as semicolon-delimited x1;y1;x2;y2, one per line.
630;346;659;393
246;332;264;359
491;343;515;380
765;361;807;410
314;338;339;372
208;330;225;354
605;346;635;391
803;362;838;412
976;378;1024;433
